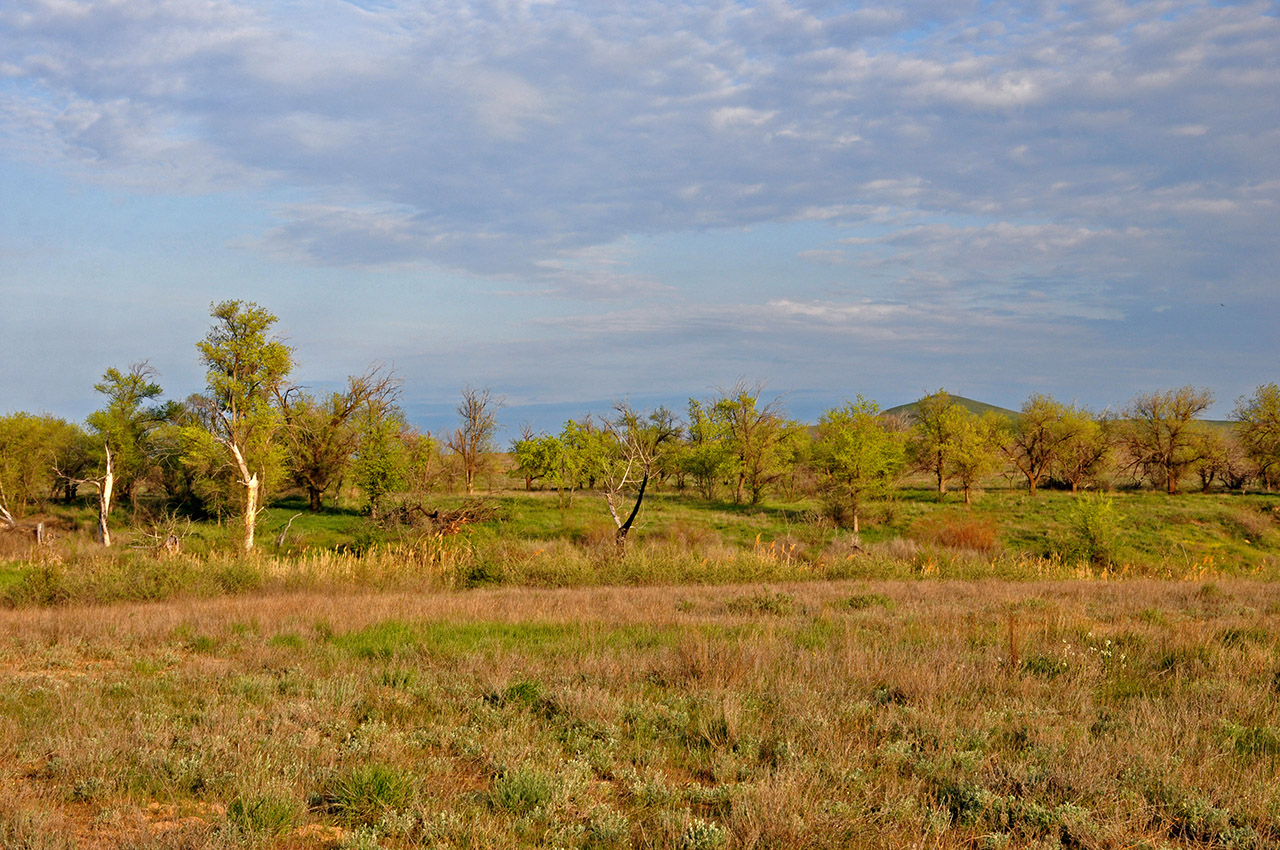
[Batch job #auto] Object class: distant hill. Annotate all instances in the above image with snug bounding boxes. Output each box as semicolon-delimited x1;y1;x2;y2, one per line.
883;396;1019;420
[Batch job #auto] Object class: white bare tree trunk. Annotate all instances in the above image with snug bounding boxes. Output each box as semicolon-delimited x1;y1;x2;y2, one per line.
97;446;114;547
228;442;259;552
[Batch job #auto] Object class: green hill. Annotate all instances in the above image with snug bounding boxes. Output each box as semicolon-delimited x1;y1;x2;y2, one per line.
883;395;1019;420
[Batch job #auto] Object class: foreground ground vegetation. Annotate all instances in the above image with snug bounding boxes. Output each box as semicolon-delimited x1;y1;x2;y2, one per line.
0;580;1277;849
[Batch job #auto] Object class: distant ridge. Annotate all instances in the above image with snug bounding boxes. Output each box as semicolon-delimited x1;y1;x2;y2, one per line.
883;395;1019;420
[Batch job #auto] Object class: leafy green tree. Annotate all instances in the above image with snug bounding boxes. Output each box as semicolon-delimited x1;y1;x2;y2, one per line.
679;399;733;500
511;430;563;491
352;406;410;520
277;366;400;511
598;404;680;552
1234;383;1280;490
1004;394;1070;495
812;397;905;532
85;362;175;507
713;383;787;505
1190;427;1248;493
950;411;1010;505
557;417;613;496
907;390;969;495
0;413;88;519
1055;407;1112;494
193;300;294;550
1120;386;1213;494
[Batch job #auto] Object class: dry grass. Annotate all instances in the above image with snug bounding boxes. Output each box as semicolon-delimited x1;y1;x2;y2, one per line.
0;579;1277;848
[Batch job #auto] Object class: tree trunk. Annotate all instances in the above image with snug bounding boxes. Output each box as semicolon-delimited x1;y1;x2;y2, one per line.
852;507;860;535
308;485;323;512
243;473;259;552
227;442;259;552
97;448;114;547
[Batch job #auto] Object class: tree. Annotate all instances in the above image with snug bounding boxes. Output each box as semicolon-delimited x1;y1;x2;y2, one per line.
1234;383;1280;490
511;427;563;491
598;404;680;552
194;300;294;551
812;397;905;532
950;411;1009;505
351;406;410;520
59;445;115;545
1004;394;1070;495
277;366;400;511
1055;408;1112;494
713;382;787;505
907;390;969;495
446;387;500;494
1120;387;1213;494
553;417;612;505
85;362;174;506
679;399;733;500
0;413;88;516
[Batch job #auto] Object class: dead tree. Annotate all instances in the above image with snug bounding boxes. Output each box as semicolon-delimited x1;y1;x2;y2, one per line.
58;444;115;546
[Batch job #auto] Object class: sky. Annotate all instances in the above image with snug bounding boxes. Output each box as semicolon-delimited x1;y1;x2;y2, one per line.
2;0;1277;436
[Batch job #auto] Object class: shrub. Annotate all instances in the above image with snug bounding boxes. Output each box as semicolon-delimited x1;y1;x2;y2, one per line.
226;794;300;836
911;515;999;553
1056;493;1119;567
489;767;554;814
319;764;414;824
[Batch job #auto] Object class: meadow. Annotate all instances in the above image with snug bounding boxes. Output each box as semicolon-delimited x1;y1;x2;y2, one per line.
0;483;1278;848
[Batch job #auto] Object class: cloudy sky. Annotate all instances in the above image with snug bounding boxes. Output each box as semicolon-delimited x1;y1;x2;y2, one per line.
2;0;1277;433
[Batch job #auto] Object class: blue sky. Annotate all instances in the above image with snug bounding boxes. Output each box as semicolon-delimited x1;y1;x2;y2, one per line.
2;0;1277;435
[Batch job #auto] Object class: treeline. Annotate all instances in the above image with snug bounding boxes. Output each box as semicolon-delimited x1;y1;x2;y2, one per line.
0;301;484;550
2;300;1279;552
512;384;1280;541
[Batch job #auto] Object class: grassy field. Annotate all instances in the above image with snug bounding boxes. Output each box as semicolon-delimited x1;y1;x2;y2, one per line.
2;485;1278;609
1;486;1278;847
0;579;1277;848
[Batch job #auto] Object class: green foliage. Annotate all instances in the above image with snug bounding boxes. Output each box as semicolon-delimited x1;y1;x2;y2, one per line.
1235;382;1280;488
352;406;410;519
1057;493;1120;567
511;432;563;490
907;389;970;495
489;766;554;813
813;396;906;529
948;411;1009;504
1121;386;1215;494
191;300;294;543
0;413;88;513
1004;393;1068;494
320;763;413;824
85;362;173;502
711;383;788;505
679;399;734;500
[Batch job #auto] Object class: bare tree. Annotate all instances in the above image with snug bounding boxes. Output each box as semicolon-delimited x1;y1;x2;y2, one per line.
446;387;501;494
58;444;115;545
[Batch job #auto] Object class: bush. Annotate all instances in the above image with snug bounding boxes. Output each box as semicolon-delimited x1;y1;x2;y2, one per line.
911;515;999;553
318;764;413;824
489;767;553;814
1056;494;1119;567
